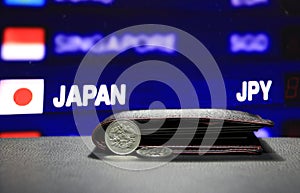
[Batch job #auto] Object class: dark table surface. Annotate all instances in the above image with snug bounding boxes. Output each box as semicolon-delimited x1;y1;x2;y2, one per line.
1;137;300;193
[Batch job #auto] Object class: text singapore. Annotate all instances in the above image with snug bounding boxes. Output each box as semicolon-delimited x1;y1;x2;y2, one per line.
53;84;126;108
54;33;176;54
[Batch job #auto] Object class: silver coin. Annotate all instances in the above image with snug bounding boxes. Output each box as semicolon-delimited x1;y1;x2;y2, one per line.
105;120;141;155
136;146;173;158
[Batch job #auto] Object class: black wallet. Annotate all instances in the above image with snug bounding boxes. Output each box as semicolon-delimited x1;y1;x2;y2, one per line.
92;109;274;155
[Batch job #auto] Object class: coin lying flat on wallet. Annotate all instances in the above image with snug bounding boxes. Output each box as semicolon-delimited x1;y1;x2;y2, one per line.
136;147;173;158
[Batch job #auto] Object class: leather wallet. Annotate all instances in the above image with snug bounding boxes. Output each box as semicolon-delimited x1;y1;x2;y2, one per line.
92;109;274;155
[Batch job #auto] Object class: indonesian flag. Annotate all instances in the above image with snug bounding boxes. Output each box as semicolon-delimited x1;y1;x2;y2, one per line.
0;79;44;115
1;27;45;61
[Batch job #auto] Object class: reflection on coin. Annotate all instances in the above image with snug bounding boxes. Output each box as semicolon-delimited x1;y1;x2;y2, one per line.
105;120;141;155
136;146;173;158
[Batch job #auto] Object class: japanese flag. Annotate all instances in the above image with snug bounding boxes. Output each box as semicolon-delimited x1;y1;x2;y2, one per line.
0;79;44;115
1;27;45;61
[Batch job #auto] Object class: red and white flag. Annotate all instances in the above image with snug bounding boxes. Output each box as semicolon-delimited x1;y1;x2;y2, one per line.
0;79;44;115
1;27;45;61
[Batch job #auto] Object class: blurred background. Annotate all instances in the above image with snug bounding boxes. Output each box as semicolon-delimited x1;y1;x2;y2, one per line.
0;0;299;138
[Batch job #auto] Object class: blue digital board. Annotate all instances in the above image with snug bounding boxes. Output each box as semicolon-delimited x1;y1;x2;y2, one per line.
0;0;300;138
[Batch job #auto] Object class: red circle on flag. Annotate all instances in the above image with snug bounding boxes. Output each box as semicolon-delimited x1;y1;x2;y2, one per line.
13;88;33;106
